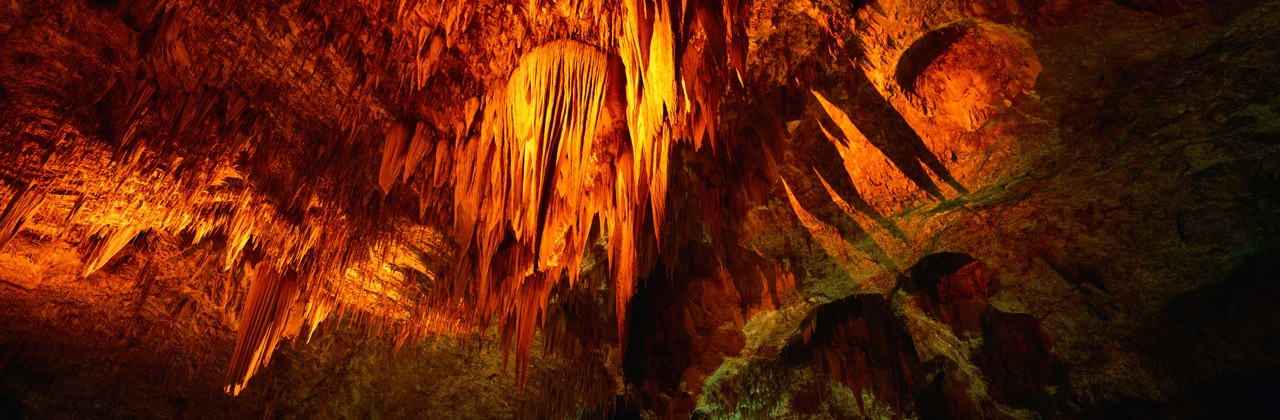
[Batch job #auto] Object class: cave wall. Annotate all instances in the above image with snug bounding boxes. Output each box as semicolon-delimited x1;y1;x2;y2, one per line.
1;0;1278;418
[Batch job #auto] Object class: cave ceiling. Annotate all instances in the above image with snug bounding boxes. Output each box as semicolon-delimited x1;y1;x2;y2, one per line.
1;0;1279;417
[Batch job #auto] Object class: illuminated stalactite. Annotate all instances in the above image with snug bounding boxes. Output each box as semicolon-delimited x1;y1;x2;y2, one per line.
452;40;621;383
81;224;145;278
225;262;335;395
255;0;753;390
0;0;750;396
0;182;47;250
0;0;1272;417
225;263;300;395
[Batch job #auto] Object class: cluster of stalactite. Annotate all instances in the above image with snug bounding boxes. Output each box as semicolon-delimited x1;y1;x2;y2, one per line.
0;0;752;395
374;0;752;385
0;183;47;250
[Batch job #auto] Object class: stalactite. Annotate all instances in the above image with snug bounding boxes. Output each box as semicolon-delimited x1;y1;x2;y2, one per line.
619;0;678;235
225;262;303;395
82;224;145;278
0;182;47;250
380;121;439;193
411;28;446;91
389;0;751;381
0;0;752;398
222;195;257;270
379;121;415;193
443;40;620;380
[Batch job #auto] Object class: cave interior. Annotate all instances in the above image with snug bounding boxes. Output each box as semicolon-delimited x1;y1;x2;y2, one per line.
1;0;1279;418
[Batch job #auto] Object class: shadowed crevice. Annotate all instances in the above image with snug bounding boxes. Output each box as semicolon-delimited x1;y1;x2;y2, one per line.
786;162;901;272
895;25;971;96
810;156;909;242
778;294;921;415
845;65;969;199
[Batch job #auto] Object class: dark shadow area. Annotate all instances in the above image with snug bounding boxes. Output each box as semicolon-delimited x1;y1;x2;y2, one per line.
778;294;921;415
0;313;264;419
845;52;969;199
623;262;694;415
900;252;991;334
786;95;901;271
1088;247;1280;417
1114;0;1189;16
668;97;793;310
601;395;644;420
1083;369;1280;420
0;340;45;419
902;253;1062;417
978;311;1059;409
811;156;909;242
895;25;971;96
621;247;753;417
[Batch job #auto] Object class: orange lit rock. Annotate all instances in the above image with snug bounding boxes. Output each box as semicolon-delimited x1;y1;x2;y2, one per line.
897;22;1041;132
0;0;1276;417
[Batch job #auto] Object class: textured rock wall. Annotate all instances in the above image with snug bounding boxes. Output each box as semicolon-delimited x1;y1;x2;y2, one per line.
692;0;1280;417
1;0;1278;418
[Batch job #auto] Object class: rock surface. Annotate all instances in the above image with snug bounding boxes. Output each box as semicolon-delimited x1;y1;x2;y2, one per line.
1;0;1278;418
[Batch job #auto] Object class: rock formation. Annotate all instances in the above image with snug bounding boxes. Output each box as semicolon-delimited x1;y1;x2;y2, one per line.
0;0;1277;417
